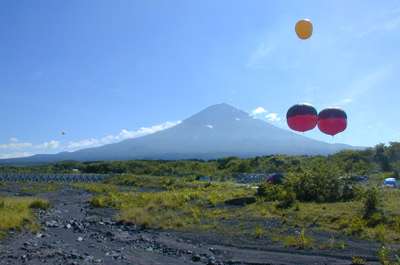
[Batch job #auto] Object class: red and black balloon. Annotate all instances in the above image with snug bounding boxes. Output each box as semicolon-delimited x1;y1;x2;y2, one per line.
317;107;347;136
286;103;318;132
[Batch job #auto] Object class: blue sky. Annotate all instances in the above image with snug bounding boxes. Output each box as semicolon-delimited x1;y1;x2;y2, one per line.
1;0;400;159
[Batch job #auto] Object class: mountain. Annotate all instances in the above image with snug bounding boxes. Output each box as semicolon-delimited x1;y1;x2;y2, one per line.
1;103;365;163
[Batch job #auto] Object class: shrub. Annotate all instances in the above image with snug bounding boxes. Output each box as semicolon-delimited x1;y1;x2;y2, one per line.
257;183;297;209
285;170;360;203
275;188;297;209
363;187;381;211
258;168;362;205
28;198;51;210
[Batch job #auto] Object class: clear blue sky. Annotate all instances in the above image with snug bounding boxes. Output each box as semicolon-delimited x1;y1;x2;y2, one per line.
1;0;400;159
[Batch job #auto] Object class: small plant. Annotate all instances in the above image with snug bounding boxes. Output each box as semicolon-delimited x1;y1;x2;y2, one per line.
285;229;314;249
296;229;314;249
351;256;366;265
337;241;345;249
379;245;390;265
330;236;335;248
209;194;218;207
254;227;262;238
375;224;386;244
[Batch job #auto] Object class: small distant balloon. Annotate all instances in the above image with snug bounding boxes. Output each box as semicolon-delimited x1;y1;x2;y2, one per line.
286;103;318;133
295;19;313;40
62;131;65;135
317;107;347;136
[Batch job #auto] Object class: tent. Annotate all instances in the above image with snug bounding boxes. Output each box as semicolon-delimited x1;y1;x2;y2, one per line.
266;173;285;185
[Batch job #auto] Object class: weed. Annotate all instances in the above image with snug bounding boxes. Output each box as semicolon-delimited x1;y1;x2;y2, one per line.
254;227;262;238
284;229;314;249
348;218;366;236
337;241;345;249
296;229;314;249
379;245;390;265
351;256;366;265
209;194;218;207
375;224;386;244
330;236;335;248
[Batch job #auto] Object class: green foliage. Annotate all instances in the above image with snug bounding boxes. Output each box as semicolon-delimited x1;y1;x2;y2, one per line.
363;186;381;211
257;182;297;209
258;167;364;205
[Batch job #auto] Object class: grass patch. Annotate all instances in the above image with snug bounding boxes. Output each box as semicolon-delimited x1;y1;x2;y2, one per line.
19;182;61;193
0;196;48;239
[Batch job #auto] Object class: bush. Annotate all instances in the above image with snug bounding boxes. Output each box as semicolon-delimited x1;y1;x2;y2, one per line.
258;168;363;204
275;188;297;209
285;170;358;203
363;187;381;211
257;183;297;209
28;198;51;210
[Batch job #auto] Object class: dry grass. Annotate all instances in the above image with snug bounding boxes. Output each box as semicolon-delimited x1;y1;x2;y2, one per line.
0;196;48;239
87;176;400;245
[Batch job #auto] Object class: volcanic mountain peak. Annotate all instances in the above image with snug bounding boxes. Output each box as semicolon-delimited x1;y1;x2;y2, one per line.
0;103;364;163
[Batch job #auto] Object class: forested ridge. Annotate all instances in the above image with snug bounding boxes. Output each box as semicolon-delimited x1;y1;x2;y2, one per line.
1;142;399;180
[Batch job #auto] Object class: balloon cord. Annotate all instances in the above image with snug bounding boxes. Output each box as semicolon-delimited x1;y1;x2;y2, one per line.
306;46;317;108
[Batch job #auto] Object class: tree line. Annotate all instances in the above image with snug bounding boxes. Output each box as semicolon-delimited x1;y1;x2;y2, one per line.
1;142;400;179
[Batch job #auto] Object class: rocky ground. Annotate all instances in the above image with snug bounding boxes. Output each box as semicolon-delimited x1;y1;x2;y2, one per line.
0;185;392;265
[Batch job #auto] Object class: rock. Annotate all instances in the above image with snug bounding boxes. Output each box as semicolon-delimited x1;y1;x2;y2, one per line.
207;257;217;265
145;247;153;252
192;254;201;261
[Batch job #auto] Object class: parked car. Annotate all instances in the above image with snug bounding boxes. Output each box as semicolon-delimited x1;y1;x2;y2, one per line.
383;178;398;188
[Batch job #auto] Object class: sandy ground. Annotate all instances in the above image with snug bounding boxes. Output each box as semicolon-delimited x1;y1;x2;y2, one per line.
0;185;392;265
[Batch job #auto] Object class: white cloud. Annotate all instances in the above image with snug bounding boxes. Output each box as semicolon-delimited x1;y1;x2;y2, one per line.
333;98;354;106
247;41;276;69
0;152;33;159
115;121;182;140
0;142;32;149
251;107;268;115
10;138;18;142
100;135;116;143
265;113;281;121
34;141;60;149
251;107;281;122
206;125;213;129
68;139;99;148
359;15;400;36
67;120;182;149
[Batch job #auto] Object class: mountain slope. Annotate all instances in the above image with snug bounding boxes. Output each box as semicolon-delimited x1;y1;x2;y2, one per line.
1;103;364;163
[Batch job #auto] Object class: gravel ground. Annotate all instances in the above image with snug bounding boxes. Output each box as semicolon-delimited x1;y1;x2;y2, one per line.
0;185;393;265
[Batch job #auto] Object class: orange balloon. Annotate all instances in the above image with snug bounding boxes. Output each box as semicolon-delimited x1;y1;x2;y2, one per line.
62;131;65;135
295;19;313;40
